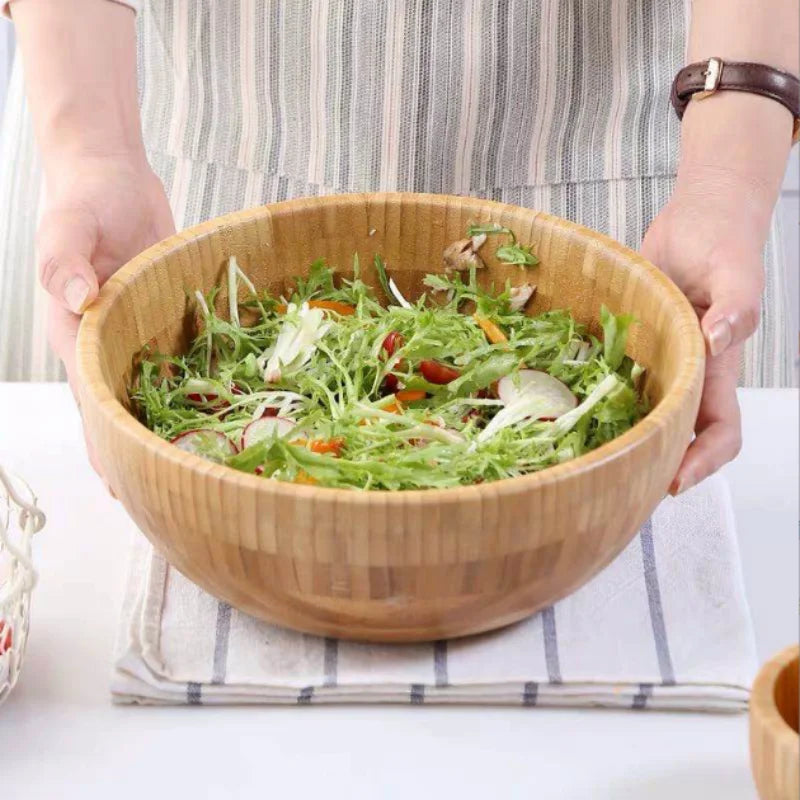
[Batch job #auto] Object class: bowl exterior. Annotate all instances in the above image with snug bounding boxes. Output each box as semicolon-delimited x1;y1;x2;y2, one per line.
750;646;800;800
77;193;704;642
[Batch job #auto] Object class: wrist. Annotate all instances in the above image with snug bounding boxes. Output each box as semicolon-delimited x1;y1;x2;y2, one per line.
679;90;792;189
12;0;145;189
677;91;790;231
45;152;155;203
41;131;148;189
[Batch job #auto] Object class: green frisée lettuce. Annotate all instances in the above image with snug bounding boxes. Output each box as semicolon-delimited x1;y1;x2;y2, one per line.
130;234;648;490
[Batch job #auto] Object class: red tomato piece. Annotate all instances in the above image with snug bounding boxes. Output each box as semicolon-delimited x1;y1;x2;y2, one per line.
420;360;460;385
382;331;404;357
382;373;400;394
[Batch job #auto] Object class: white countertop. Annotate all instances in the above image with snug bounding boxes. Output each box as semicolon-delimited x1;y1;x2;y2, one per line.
0;384;796;800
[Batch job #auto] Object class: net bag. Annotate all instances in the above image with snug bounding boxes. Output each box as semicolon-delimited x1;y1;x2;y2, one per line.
0;467;45;704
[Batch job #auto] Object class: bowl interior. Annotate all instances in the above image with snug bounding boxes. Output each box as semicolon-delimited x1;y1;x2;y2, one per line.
775;655;799;733
85;193;701;437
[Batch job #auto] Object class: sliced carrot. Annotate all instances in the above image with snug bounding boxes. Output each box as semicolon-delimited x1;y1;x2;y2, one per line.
294;471;318;485
473;313;507;344
396;389;427;403
310;438;345;456
360;397;404;425
274;300;356;316
309;300;356;315
290;438;345;456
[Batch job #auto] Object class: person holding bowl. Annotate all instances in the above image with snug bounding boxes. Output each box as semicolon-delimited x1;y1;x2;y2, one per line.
0;0;797;494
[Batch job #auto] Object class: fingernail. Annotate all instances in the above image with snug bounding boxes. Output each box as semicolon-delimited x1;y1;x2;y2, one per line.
64;276;91;314
707;318;732;358
672;471;699;496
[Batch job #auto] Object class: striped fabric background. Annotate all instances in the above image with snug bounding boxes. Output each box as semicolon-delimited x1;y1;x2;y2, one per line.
0;0;794;384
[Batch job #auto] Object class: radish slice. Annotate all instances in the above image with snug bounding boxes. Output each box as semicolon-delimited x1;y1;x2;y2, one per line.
497;370;577;419
186;393;219;404
184;378;220;396
171;430;237;462
241;416;296;449
184;378;225;406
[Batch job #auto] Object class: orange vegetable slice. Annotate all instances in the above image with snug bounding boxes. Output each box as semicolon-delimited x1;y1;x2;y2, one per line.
395;389;427;403
290;438;345;456
274;300;356;316
309;438;345;456
473;313;507;344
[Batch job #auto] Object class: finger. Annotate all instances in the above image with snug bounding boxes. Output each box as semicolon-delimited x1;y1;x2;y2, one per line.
48;301;114;494
702;260;764;357
670;349;742;494
48;300;81;392
37;209;100;314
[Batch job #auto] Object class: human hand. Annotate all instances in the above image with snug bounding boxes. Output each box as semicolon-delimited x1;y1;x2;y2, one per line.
37;155;174;476
641;165;770;494
10;0;172;480
641;76;796;495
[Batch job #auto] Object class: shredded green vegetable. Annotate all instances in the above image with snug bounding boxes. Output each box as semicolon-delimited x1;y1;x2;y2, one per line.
131;239;647;490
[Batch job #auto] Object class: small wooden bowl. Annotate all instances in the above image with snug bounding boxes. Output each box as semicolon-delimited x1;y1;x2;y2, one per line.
76;193;704;642
750;645;799;800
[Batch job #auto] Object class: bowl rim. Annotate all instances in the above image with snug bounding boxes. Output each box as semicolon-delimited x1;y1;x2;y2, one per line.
76;191;705;503
751;644;800;742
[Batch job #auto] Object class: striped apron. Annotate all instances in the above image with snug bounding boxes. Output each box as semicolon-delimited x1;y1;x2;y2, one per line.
0;0;794;385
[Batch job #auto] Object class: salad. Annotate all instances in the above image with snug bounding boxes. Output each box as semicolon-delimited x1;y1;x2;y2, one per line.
131;227;647;490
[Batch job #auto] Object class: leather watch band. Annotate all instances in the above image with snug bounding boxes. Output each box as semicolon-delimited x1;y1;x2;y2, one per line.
671;58;800;143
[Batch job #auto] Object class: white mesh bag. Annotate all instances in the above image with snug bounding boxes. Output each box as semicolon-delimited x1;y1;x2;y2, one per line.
0;466;45;704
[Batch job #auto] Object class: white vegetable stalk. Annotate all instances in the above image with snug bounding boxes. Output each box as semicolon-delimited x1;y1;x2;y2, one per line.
195;290;213;376
227;257;240;327
478;373;620;444
194;290;211;317
388;277;413;309
227;255;269;327
252;391;307;420
184;377;221;396
261;303;330;383
403;424;464;445
477;393;552;443
549;374;620;437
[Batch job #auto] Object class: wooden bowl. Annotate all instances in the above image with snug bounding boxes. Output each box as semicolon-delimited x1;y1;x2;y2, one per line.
76;193;703;642
750;645;799;800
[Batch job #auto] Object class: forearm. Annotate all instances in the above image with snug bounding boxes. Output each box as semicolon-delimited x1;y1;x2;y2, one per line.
681;0;798;236
10;0;144;185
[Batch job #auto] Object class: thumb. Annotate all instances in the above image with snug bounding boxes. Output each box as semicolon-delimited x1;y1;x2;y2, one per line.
36;208;100;314
701;260;764;358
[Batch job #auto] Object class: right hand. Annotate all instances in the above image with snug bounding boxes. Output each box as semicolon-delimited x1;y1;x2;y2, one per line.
37;154;175;476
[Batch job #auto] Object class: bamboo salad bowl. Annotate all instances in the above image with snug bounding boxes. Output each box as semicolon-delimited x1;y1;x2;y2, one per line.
76;193;704;642
750;645;800;800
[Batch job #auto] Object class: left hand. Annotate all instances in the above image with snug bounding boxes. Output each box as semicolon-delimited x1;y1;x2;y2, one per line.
641;165;767;495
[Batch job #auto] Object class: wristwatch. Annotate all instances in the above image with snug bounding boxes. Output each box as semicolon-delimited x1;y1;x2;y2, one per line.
671;58;800;143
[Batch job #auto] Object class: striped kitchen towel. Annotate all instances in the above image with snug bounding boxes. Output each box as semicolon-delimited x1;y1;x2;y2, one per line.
112;474;757;711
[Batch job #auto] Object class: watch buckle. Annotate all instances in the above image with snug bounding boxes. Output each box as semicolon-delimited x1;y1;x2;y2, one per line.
694;57;723;102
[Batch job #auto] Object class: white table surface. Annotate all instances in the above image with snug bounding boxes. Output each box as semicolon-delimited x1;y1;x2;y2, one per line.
0;384;796;800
